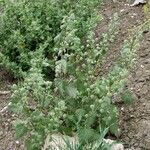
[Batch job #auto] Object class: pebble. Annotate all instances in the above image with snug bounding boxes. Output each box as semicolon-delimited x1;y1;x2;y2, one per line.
104;139;124;150
120;9;125;13
121;107;124;111
143;103;146;106
130;115;134;118
15;141;19;145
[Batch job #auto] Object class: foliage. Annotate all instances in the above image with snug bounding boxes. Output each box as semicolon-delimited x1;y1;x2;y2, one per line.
121;89;134;105
143;0;150;19
0;0;102;77
0;0;143;150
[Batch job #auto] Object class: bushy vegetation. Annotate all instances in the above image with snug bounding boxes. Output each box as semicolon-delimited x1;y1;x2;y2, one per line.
0;0;143;150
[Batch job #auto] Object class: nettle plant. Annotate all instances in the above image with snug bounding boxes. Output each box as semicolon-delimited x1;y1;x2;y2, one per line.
0;0;102;77
0;0;142;149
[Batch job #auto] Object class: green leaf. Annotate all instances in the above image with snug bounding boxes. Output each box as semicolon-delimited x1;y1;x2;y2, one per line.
58;126;73;136
75;109;86;122
26;139;39;150
14;121;28;139
9;103;21;113
85;112;97;127
66;84;78;98
110;123;120;138
94;127;109;149
78;127;99;143
55;79;66;96
61;59;67;74
121;90;134;105
76;79;86;93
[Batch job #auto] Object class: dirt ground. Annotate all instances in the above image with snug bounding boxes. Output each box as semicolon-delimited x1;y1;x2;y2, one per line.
100;1;150;150
0;0;150;150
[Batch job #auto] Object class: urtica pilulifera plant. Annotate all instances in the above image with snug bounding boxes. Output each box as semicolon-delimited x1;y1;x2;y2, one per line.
0;0;143;149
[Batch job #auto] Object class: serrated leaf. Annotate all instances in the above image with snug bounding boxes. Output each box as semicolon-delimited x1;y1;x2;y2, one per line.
76;79;86;92
61;59;67;74
78;127;99;143
67;63;76;75
43;98;51;107
75;109;86;122
121;90;134;105
58;126;73;136
9;102;23;113
15;122;28;139
55;79;66;96
66;84;78;98
85;112;96;127
26;139;37;150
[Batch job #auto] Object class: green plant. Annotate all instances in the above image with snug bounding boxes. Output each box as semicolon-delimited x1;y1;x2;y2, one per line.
0;0;143;150
0;0;102;78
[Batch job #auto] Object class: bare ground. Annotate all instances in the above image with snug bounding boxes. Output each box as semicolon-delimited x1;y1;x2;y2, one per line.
0;0;150;149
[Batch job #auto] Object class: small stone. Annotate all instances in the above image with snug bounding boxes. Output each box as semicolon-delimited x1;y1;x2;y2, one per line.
143;103;146;106
105;139;124;150
5;123;8;126
120;9;125;13
134;143;139;147
130;0;146;6
15;141;19;144
130;115;134;118
121;107;124;111
7;119;11;122
111;143;124;150
130;87;134;90
12;114;15;117
132;13;137;16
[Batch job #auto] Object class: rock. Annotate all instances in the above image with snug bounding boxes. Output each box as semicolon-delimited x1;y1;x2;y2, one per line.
15;141;19;145
42;134;77;150
130;0;146;6
111;144;124;150
42;134;124;150
105;139;124;150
